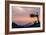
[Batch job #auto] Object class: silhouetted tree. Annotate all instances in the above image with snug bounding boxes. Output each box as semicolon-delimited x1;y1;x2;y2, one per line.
30;12;39;23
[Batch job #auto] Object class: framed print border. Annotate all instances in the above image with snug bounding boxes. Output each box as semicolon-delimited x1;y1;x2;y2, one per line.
5;1;45;34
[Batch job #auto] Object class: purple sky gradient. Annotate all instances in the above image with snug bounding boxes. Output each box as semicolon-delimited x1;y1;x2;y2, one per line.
12;6;40;16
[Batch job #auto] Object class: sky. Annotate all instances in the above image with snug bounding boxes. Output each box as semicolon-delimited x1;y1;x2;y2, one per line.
12;6;40;25
12;6;40;16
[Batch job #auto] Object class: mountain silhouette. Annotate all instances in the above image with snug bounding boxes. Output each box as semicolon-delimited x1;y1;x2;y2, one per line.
12;21;40;28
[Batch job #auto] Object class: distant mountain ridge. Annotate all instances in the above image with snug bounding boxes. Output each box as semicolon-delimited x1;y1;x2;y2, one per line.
12;21;40;28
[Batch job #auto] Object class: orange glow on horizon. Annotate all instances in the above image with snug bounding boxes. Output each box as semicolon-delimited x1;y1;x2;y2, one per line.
12;16;39;23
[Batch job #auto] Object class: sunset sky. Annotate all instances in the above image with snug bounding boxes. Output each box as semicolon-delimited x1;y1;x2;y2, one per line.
12;6;40;25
